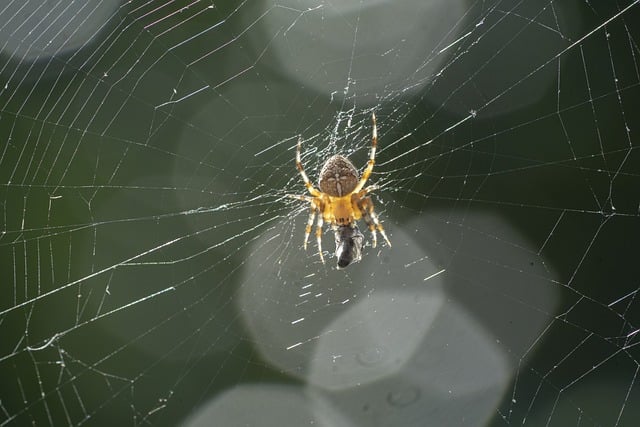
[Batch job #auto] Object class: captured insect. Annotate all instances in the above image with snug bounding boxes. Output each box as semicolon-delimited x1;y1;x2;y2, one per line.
334;223;364;268
288;112;391;268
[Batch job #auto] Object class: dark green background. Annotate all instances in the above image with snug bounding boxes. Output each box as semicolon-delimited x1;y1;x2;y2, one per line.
1;1;639;426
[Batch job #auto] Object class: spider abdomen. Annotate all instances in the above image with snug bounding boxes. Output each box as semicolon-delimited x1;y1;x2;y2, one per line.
318;155;359;197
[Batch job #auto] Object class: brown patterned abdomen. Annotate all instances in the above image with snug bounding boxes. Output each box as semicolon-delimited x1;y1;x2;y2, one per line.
318;155;359;197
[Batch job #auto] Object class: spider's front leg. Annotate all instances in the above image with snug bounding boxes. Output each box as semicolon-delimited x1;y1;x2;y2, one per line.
353;112;378;193
295;136;322;197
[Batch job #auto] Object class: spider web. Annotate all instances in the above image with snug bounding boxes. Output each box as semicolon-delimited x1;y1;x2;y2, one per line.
1;0;639;425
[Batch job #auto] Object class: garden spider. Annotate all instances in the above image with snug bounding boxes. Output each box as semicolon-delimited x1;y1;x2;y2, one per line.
288;113;391;267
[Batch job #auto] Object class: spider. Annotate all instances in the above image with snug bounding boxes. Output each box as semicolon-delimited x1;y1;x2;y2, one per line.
288;112;391;267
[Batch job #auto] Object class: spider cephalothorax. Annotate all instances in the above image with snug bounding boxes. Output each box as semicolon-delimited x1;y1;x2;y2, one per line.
288;113;391;267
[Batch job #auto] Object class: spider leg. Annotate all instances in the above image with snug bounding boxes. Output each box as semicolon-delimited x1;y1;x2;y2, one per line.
358;184;379;197
303;203;317;250
360;196;391;248
295;136;322;197
370;209;391;248
353;112;377;193
315;212;325;263
287;194;313;202
286;194;316;249
362;209;377;248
